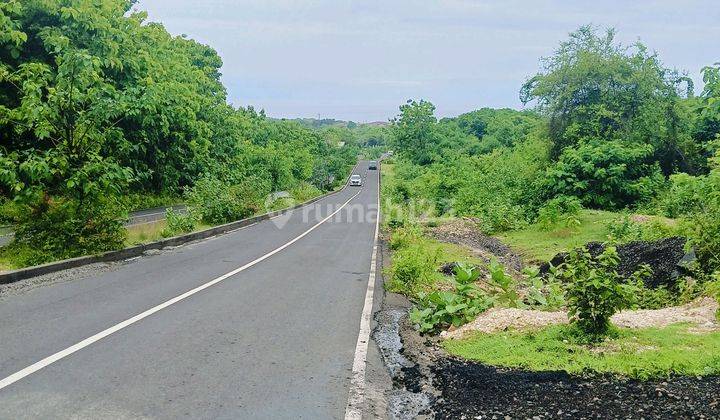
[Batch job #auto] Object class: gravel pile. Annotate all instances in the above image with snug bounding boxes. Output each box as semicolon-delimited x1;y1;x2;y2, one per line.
441;298;718;339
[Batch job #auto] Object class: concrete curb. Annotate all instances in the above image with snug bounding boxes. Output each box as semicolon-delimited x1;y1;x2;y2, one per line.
0;164;360;285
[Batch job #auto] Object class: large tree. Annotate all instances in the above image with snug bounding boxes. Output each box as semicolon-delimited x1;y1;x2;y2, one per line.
521;26;696;175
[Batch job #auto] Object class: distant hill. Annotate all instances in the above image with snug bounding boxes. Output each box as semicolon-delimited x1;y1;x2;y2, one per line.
272;118;390;129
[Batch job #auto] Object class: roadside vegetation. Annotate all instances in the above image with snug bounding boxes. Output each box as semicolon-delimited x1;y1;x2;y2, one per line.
382;26;720;378
0;1;395;269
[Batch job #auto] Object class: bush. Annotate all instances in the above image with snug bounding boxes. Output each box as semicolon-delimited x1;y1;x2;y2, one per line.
161;208;196;238
544;139;665;210
523;267;566;309
606;215;681;243
552;246;648;339
290;182;322;202
706;275;720;321
186;177;262;225
386;242;441;296
656;173;707;218
12;196;127;266
123;193;182;213
536;195;582;230
409;263;492;333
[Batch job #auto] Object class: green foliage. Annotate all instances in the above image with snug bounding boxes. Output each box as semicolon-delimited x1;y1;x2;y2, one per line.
537;195;582;230
636;285;678;310
706;276;720;321
409;263;492;333
11;195;126;265
0;1;357;267
123;194;182;213
391;100;438;165
498;209;617;263
606;214;680;243
386;241;442;296
524;267;566;309
552;246;648;339
161;208;195;238
655;173;708;218
521;25;696;175
544;139;664;209
683;155;720;273
487;259;523;308
453;108;541;153
185;177;261;225
444;324;720;380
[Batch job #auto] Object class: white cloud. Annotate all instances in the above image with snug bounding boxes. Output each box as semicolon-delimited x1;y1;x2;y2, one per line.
136;0;720;121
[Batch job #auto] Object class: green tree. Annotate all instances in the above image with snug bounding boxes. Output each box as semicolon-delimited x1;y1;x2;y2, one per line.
521;26;695;175
392;100;438;165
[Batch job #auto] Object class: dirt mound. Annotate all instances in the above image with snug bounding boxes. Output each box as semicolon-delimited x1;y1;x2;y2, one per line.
540;237;693;289
428;219;523;272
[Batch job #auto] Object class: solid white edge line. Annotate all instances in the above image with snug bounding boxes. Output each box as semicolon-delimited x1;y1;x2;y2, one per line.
344;168;381;420
0;188;362;392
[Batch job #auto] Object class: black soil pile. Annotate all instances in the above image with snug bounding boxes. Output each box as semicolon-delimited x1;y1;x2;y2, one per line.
432;357;720;419
540;236;693;289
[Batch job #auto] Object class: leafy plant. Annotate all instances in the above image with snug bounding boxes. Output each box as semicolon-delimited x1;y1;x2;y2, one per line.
185;177;261;225
386;242;442;296
161;208;195;238
12;195;127;265
537;195;582;230
552;246;648;339
410;263;491;333
523;266;566;309
706;274;720;321
487;259;523;308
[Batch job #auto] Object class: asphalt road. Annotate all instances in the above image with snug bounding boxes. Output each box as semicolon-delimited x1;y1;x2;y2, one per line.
0;163;380;419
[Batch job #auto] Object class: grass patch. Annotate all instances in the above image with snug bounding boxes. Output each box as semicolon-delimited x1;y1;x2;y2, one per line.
125;220;213;246
496;209;618;262
385;225;485;297
444;323;720;379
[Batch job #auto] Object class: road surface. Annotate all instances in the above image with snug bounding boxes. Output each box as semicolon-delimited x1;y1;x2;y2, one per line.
0;163;380;419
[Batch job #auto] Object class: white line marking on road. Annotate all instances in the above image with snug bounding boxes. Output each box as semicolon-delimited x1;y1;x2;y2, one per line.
0;189;362;392
345;169;381;420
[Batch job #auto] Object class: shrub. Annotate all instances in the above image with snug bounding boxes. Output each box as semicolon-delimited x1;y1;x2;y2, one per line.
706;275;720;321
386;241;441;296
656;173;707;218
487;259;523;308
552;246;648;339
388;225;421;250
161;208;196;238
290;182;322;202
186;177;262;225
523;266;566;309
536;195;582;230
606;215;681;243
12;196;126;266
409;263;492;333
544;139;665;210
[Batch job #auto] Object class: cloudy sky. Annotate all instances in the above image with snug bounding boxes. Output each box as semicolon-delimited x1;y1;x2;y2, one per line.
135;0;719;122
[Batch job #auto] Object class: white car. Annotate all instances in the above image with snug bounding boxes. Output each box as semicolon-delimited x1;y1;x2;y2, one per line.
349;174;362;186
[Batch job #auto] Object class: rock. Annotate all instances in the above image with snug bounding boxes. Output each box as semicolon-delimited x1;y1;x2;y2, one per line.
539;237;694;289
439;262;459;276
